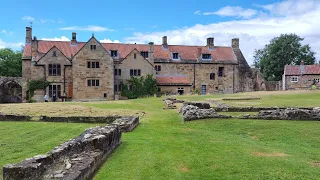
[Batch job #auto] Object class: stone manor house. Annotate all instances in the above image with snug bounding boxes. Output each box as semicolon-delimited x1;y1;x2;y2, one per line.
21;27;263;101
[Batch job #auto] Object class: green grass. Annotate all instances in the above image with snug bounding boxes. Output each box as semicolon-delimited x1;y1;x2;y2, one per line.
0;122;102;177
1;91;320;179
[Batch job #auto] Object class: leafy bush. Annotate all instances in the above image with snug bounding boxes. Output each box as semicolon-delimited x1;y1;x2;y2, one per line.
191;89;200;95
121;74;157;99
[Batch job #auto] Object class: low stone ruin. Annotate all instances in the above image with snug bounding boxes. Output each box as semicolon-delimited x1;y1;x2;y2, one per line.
222;97;260;101
182;101;211;109
214;106;314;112
0;113;32;121
2;116;139;180
3;125;121;180
163;98;185;109
241;107;320;121
112;116;139;132
180;104;231;121
40;115;122;124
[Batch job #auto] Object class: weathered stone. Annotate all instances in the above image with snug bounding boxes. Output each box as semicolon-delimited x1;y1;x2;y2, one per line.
0;114;32;121
181;105;231;121
182;102;211;109
2;125;122;180
112;116;139;132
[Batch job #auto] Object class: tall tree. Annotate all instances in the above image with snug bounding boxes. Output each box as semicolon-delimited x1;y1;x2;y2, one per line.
254;34;316;81
0;48;22;77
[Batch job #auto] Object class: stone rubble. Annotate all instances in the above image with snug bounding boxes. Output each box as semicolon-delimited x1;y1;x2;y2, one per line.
180;104;231;121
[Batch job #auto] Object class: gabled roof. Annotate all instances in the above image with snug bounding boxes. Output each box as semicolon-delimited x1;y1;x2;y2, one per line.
284;64;320;75
156;74;192;86
22;40;237;62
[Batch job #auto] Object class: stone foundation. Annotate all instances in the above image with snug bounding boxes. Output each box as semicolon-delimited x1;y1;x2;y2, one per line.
182;101;211;109
3;125;121;180
241;108;320;121
40;116;122;124
180;104;231;121
0;114;32;121
214;106;314;112
112;116;139;132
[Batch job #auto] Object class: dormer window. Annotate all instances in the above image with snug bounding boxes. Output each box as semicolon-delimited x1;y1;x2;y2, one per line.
141;51;148;58
202;54;212;60
90;45;96;50
52;51;57;57
111;50;118;57
172;53;179;60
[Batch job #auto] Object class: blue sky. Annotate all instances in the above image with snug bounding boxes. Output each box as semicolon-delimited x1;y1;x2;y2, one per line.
0;0;319;64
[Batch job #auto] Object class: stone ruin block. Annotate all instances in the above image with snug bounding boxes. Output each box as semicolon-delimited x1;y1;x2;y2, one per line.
182;102;211;109
112;116;139;132
0;114;32;121
2;125;122;180
180;104;231;121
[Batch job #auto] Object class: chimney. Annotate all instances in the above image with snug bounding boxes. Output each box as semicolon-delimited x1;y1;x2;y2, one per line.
31;36;38;59
198;47;202;60
206;37;214;48
162;36;168;49
71;32;77;44
232;38;239;49
148;42;154;64
26;27;32;43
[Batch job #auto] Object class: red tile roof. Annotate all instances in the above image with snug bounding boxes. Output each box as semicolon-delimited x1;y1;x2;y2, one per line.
285;65;320;75
22;40;237;62
156;75;192;85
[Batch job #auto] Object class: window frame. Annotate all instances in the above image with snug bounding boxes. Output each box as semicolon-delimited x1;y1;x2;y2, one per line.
155;65;161;72
202;54;212;60
111;50;118;57
90;45;97;50
172;52;179;60
210;73;215;80
48;84;61;98
87;61;100;69
218;67;224;77
291;76;298;82
141;51;149;58
48;64;61;76
52;51;57;57
87;79;100;87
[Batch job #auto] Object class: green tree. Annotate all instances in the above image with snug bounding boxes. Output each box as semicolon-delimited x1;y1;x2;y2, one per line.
0;48;22;77
254;34;316;81
121;74;157;99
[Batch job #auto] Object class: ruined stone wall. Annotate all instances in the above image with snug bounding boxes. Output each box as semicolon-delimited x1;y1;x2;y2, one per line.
72;38;114;100
22;59;31;102
285;75;320;90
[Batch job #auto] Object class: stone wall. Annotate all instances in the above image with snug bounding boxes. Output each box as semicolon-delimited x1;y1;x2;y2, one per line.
158;86;192;95
72;37;114;100
155;63;236;94
284;75;320;90
3;125;122;180
0;114;31;121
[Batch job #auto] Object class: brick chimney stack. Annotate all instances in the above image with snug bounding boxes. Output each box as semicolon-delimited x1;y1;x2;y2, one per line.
162;36;168;49
206;37;214;49
26;27;32;43
71;32;77;44
31;36;38;59
232;38;239;49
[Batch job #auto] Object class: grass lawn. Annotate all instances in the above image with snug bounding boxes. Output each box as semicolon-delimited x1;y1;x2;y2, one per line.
0;122;103;177
1;91;320;179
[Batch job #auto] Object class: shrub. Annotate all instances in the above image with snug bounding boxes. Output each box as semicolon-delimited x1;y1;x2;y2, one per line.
27;79;51;100
121;74;157;99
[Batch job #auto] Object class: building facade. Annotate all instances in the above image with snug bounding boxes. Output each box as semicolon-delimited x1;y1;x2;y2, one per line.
283;62;320;90
21;27;263;102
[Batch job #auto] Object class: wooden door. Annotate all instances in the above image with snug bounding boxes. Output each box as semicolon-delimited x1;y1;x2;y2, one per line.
68;83;73;98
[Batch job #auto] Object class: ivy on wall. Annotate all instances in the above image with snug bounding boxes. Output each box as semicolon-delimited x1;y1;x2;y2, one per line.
27;79;51;102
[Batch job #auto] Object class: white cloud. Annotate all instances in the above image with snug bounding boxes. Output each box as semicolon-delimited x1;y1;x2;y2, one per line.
0;39;23;49
194;10;201;15
41;36;70;41
59;25;114;32
0;30;13;36
203;6;257;19
100;39;120;43
125;0;320;65
22;16;35;21
256;0;318;16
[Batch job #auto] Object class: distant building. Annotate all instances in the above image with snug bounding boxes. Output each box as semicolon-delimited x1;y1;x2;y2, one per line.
21;27;264;102
283;61;320;90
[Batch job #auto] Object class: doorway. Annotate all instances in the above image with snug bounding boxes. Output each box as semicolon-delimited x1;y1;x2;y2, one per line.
201;85;206;95
177;87;184;95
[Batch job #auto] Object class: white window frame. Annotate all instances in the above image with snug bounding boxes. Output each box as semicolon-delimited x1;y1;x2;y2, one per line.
172;52;180;60
290;76;298;82
202;54;212;60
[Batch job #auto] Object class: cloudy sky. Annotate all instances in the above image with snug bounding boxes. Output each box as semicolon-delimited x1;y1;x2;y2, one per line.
0;0;319;64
